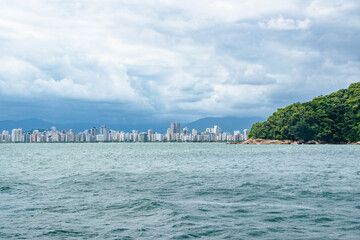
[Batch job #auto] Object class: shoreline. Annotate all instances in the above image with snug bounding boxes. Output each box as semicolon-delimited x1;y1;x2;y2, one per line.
228;139;360;145
0;140;359;145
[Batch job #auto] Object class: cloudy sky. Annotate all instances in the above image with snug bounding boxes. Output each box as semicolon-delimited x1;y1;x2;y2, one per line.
0;0;359;124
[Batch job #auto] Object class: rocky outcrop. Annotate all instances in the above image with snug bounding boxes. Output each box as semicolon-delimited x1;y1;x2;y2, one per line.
229;139;293;144
228;139;333;144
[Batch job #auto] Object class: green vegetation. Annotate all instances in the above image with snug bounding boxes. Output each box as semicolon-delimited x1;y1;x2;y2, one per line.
248;82;360;143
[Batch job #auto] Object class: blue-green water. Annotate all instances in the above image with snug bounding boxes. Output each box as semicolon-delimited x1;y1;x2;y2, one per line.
0;143;359;239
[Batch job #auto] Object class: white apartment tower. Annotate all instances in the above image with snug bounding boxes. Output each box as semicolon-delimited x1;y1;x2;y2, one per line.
11;128;22;142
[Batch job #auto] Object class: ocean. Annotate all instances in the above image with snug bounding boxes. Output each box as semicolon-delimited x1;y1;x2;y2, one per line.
0;143;359;239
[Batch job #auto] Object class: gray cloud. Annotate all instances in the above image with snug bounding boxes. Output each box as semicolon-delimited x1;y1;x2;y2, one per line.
0;0;359;122
259;16;311;30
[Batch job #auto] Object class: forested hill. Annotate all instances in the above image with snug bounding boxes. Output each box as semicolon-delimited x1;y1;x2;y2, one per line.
248;82;360;143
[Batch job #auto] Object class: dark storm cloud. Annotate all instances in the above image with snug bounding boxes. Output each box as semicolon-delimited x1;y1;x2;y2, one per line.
0;0;359;122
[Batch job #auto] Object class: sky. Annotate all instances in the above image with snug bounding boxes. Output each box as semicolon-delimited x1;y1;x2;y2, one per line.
0;0;359;124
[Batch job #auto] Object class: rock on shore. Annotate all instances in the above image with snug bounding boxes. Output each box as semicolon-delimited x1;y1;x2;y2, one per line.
229;139;293;144
228;139;360;144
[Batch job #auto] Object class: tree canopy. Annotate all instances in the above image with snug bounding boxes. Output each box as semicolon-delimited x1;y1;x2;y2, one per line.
248;82;360;143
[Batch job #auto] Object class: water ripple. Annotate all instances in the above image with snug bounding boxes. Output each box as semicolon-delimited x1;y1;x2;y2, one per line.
0;143;359;239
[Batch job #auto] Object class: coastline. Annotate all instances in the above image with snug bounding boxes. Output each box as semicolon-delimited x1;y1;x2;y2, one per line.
228;139;360;145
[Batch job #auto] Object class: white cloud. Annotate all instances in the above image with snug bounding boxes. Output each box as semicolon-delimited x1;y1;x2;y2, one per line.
259;15;311;30
0;56;149;108
0;0;359;121
305;0;357;19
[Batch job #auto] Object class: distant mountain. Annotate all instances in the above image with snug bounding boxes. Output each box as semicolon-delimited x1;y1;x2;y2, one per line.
0;118;53;132
0;118;97;133
0;116;264;133
0;118;169;133
104;122;171;133
184;116;265;133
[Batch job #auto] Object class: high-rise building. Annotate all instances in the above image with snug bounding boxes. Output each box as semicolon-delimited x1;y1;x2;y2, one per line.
67;129;75;142
85;131;91;142
170;123;175;135
11;128;22;142
1;130;10;142
91;127;98;136
244;129;249;140
176;123;181;133
214;125;221;135
23;132;31;143
100;126;108;136
132;130;138;142
100;126;109;141
234;130;240;142
170;123;181;140
183;126;189;135
170;123;181;134
148;129;153;142
155;133;163;141
139;132;148;142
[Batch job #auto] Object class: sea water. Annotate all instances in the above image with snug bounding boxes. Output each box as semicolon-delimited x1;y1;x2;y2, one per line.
0;143;359;239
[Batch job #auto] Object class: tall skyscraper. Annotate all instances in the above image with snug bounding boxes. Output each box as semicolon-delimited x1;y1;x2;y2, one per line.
175;123;180;134
214;125;221;135
170;123;175;140
99;126;109;141
91;127;98;136
170;123;181;140
1;130;10;142
100;126;108;136
183;126;189;135
11;128;22;142
192;129;198;136
170;123;175;135
67;129;75;142
139;132;148;142
132;130;138;142
170;123;181;134
148;129;153;142
244;129;249;140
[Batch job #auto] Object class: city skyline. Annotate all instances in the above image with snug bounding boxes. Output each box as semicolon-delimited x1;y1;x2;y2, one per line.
0;123;249;143
0;116;262;133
